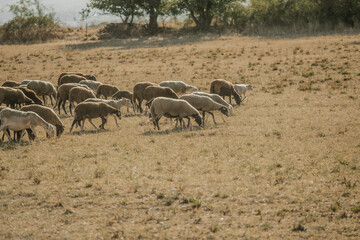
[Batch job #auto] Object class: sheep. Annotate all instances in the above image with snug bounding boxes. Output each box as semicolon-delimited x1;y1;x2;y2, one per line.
84;98;132;126
55;83;93;115
96;84;119;99
234;84;253;100
143;86;179;103
25;80;57;106
193;92;233;122
180;94;229;126
0;108;54;143
20;105;65;137
58;74;87;86
68;87;97;116
16;87;43;105
159;81;198;94
0;87;34;108
69;102;121;133
112;90;134;112
149;97;203;130
133;82;157;113
2;81;20;87
57;72;96;86
78;80;102;92
210;79;242;105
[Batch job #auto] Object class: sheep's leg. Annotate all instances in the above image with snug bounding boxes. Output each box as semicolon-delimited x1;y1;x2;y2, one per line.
220;113;226;123
81;119;86;131
42;96;46;105
100;117;107;129
57;99;62;113
69;102;73;116
88;119;98;130
26;129;36;141
228;96;232;105
30;127;39;143
2;128;13;143
62;100;68;115
208;112;217;125
187;117;192;128
202;111;206;127
70;119;77;132
49;95;54;106
113;115;119;127
138;99;143;113
155;118;160;130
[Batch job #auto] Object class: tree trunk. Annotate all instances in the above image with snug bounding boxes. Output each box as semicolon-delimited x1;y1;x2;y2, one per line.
148;12;158;33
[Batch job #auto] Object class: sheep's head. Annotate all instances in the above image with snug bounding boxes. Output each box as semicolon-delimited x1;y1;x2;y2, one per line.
187;85;199;93
219;106;229;117
234;93;242;105
192;114;203;127
56;125;65;137
46;124;55;138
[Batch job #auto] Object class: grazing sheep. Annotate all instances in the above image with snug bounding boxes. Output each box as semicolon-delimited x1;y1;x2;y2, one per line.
79;80;102;92
25;80;57;106
84;98;132;126
180;94;229;126
234;84;253;100
133;82;157;113
68;87;96;115
0;87;34;108
58;74;87;86
55;83;93;115
16;87;43;105
159;81;198;94
0;108;54;143
193;92;233;122
149;97;203;130
58;73;96;85
69;102;121;132
112;90;134;112
144;86;179;103
2;81;20;87
96;84;119;99
20;105;65;137
210;79;242;105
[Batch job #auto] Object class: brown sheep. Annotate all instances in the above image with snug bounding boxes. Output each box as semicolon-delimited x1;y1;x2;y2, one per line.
143;86;179;103
20;105;65;137
25;80;57;106
69;102;121;132
58;74;87;86
112;90;134;111
16;87;43;105
2;81;20;87
55;83;93;115
133;82;157;113
210;79;242;105
57;72;96;86
0;87;33;108
68;87;96;115
96;84;119;99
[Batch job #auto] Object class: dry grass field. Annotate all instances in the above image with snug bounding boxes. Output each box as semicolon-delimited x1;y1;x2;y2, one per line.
0;33;359;239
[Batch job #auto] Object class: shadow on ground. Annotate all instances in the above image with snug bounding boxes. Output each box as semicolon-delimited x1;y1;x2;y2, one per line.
65;34;224;51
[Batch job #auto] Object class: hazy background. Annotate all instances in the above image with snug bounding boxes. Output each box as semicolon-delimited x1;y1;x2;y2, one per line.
0;0;119;26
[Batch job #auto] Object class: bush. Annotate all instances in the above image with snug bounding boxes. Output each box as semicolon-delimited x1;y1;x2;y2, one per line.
0;0;60;44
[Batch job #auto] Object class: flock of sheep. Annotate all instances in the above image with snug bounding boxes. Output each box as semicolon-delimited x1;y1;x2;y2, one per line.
0;72;252;143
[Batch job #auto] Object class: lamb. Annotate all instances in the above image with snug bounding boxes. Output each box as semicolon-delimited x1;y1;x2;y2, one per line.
58;74;87;86
234;84;253;100
133;82;157;113
112;90;134;112
0;108;54;143
0;87;34;108
159;81;198;94
180;94;229;126
2;81;20;87
58;72;96;85
84;98;132;126
96;84;119;99
210;79;242;105
68;87;96;115
69;102;121;133
143;86;179;103
193;92;233;122
149;97;203;130
55;83;93;115
16;87;43;105
25;80;57;106
20;105;65;137
79;80;102;92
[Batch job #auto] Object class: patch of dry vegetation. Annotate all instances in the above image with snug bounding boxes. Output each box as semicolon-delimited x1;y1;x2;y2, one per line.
0;33;359;239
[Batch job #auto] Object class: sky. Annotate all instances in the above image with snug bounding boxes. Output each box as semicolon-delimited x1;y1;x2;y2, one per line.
0;0;119;27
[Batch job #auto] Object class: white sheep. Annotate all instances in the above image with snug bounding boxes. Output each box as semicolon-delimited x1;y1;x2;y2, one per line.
180;94;229;126
149;97;203;130
0;108;55;143
234;84;253;100
159;81;198;94
79;80;102;92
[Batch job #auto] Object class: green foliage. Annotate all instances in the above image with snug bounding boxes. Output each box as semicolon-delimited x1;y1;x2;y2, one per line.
0;0;59;43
